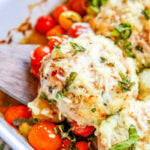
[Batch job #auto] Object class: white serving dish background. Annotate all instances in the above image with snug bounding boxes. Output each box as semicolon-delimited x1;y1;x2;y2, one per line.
0;0;64;149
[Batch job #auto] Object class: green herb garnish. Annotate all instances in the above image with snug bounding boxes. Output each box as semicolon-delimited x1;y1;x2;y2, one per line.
48;99;57;106
54;45;63;54
109;125;139;150
143;8;150;20
115;39;135;58
112;23;132;40
118;71;135;93
39;92;48;100
70;42;86;56
88;0;107;13
100;57;107;63
56;72;78;99
91;108;96;112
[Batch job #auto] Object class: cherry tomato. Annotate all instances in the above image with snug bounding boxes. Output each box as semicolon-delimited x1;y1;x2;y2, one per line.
60;138;71;150
71;121;95;137
52;4;70;23
69;0;87;15
46;25;65;38
48;36;68;52
28;121;62;150
31;46;50;78
68;23;92;38
35;16;54;35
75;141;88;150
5;106;31;125
59;11;82;30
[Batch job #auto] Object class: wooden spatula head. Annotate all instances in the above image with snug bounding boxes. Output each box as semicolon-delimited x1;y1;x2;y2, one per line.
0;44;38;105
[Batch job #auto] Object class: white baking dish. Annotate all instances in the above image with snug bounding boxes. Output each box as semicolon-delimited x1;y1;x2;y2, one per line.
0;0;64;149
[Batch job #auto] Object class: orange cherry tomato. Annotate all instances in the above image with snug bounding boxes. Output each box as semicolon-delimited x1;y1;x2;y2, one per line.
31;46;50;78
59;11;82;30
52;4;70;23
69;0;87;15
75;141;88;150
28;121;62;150
71;121;95;137
5;106;31;125
46;25;65;38
35;16;54;35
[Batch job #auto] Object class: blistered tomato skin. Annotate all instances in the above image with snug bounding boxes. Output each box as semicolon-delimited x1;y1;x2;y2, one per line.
5;106;31;125
68;24;89;38
46;25;65;38
35;16;54;35
71;121;95;137
60;138;71;150
52;4;70;23
75;141;88;150
28;121;62;150
31;46;50;78
69;0;87;15
48;36;68;52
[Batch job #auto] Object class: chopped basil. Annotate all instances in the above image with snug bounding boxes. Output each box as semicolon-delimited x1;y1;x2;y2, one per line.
56;72;77;99
13;118;39;126
47;99;57;106
54;45;63;54
115;39;135;58
65;72;78;88
39;92;48;100
135;45;143;52
91;108;96;112
54;127;59;135
70;42;86;56
100;57;107;63
112;23;132;40
109;125;139;150
48;86;56;93
143;8;150;20
88;0;107;13
118;72;135;93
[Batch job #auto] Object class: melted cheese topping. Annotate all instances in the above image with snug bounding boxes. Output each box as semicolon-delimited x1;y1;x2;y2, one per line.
30;34;138;127
98;100;150;150
93;0;150;68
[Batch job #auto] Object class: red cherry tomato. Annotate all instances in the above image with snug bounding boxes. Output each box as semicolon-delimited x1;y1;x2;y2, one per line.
48;36;68;52
69;0;87;15
75;141;88;150
31;46;50;78
52;4;70;23
35;16;54;35
28;121;62;150
68;23;92;38
71;121;95;137
46;25;65;38
60;138;71;150
5;106;31;125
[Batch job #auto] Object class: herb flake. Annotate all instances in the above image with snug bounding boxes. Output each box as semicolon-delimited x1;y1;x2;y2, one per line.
118;72;135;93
70;42;86;56
143;8;150;20
109;125;139;150
100;57;107;63
91;108;96;112
112;23;132;40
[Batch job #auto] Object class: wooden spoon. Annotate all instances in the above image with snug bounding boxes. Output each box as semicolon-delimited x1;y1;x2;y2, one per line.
0;44;38;105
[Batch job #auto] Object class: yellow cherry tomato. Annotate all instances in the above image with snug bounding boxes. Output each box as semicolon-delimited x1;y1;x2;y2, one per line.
59;10;82;30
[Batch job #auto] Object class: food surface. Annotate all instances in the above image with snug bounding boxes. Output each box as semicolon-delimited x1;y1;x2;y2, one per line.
93;0;150;69
1;0;150;150
29;34;138;127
